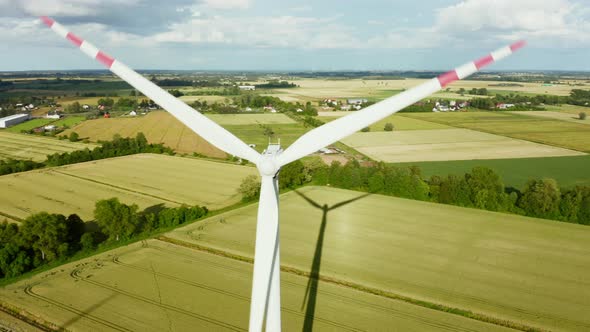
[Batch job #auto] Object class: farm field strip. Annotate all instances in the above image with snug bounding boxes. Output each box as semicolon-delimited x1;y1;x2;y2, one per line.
340;128;584;162
0;239;513;331
317;113;451;131
168;186;590;332
394;154;590;189
205;114;296;125
0;132;98;161
0;154;255;221
508;111;590;124
404;112;590;152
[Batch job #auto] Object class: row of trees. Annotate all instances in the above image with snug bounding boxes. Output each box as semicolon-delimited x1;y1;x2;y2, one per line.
1;133;173;177
0;198;208;280
46;133;173;167
238;160;590;226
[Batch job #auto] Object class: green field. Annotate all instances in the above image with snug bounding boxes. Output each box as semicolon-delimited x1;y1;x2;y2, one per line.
224;123;309;151
5;118;55;133
340;128;583;162
51;116;87;127
404;112;590;152
0;154;255;222
0;239;510;331
395;155;590;189
0;131;98;161
168;186;590;332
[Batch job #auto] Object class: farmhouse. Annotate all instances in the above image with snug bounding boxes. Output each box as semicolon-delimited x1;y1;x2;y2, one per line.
348;98;368;105
238;85;256;91
0;113;29;128
46;111;62;119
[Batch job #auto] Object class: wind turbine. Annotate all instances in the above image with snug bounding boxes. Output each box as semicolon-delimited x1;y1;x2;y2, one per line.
39;16;525;331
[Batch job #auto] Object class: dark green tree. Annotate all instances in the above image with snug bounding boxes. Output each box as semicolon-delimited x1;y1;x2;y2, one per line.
94;198;140;241
518;179;561;219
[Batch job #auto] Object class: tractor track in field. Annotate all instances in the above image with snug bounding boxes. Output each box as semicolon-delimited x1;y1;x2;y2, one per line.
157;236;553;332
145;240;508;332
68;267;246;331
111;244;362;332
23;282;131;332
52;170;186;205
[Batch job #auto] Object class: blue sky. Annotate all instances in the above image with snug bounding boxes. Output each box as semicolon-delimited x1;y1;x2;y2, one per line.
0;0;589;71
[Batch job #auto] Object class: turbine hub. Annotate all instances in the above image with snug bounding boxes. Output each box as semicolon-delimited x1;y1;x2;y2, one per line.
257;156;279;176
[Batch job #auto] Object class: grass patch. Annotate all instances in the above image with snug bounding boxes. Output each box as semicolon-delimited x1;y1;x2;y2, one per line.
5;119;55;133
394;154;590;189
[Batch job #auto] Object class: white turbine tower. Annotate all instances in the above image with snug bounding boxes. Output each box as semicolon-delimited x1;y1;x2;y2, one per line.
40;16;525;331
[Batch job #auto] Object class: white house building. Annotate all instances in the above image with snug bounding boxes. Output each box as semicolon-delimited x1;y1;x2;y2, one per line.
0;114;30;128
238;85;256;91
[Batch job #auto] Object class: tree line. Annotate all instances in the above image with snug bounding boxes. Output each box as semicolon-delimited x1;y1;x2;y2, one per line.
239;160;590;225
0;198;208;280
0;133;173;176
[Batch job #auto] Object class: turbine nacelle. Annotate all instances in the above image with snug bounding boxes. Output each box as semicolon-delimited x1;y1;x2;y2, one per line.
257;142;283;177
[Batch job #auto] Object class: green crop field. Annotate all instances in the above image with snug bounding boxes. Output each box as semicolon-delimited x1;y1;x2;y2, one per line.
223;123;309;152
509;111;590;125
0;239;510;331
340;128;583;162
394;154;590;189
0;131;98;161
51;116;87;127
168;186;590;332
0;154;255;222
5;118;55;133
205;114;296;125
404;112;590;152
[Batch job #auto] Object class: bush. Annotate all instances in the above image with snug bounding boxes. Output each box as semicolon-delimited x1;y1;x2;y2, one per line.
580;112;587;120
68;132;79;142
238;175;261;202
361;127;370;132
384;123;394;131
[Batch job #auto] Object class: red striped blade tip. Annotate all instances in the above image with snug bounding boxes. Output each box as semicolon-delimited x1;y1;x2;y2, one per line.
40;16;54;27
510;40;526;52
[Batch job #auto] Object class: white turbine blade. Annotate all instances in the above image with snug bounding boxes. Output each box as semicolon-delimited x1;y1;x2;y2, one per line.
249;175;281;332
278;41;526;166
39;16;260;164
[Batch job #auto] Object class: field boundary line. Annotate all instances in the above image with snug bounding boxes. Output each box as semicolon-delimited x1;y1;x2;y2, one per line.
0;301;63;332
0;211;23;222
52;170;187;205
157;236;548;332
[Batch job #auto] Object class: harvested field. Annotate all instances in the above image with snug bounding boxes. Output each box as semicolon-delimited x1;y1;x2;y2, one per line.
0;131;98;161
205;114;295;125
63;111;307;156
63;111;226;158
169;186;590;332
0;239;513;331
509;111;590;124
404;112;590;152
271;79;583;103
340;128;583;162
0;154;255;222
318;113;450;131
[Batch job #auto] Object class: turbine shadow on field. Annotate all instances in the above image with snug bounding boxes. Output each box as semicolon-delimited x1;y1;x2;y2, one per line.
61;292;117;329
294;190;371;332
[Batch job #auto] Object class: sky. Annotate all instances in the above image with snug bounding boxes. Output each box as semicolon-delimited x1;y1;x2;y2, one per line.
0;0;589;71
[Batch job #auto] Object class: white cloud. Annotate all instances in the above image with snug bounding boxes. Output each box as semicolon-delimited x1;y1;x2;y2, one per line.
201;0;251;10
433;0;590;46
150;15;359;49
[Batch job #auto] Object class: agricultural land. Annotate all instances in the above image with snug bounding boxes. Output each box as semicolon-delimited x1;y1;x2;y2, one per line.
0;154;255;222
168;186;590;332
0;131;98;162
0;239;512;332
